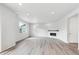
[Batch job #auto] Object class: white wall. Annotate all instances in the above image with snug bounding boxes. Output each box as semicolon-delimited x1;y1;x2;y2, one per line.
30;24;48;37
78;10;79;50
0;5;30;52
0;5;18;51
30;23;58;37
55;19;68;43
0;11;1;51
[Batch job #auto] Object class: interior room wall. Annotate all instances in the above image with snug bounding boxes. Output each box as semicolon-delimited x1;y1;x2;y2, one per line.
55;19;68;43
30;23;48;37
78;11;79;50
0;5;18;51
0;12;1;51
0;4;30;52
30;23;58;37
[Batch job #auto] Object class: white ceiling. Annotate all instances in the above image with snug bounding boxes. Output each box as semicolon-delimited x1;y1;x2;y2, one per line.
4;3;79;23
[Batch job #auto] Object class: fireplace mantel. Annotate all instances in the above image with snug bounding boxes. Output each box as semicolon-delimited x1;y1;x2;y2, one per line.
48;30;59;32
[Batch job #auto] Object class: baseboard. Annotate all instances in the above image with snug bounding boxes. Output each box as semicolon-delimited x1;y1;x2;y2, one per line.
0;43;16;53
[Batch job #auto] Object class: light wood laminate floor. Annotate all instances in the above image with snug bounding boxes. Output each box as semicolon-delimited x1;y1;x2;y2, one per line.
0;37;79;55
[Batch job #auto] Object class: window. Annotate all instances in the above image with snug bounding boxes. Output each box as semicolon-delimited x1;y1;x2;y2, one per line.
19;21;27;33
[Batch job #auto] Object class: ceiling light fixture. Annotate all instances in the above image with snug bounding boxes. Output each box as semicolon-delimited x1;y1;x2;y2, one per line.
51;11;55;15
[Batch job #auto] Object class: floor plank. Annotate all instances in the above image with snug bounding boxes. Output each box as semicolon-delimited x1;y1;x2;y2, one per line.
0;37;79;55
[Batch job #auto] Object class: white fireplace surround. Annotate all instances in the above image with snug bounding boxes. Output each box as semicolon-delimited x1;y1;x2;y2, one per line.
48;31;58;38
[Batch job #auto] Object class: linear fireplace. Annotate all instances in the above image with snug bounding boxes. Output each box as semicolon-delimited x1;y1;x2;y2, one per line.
50;33;56;36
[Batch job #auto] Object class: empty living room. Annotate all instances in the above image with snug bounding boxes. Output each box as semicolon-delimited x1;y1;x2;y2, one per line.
0;1;79;57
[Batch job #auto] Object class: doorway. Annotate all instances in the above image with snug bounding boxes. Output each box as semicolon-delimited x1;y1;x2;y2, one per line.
68;14;78;43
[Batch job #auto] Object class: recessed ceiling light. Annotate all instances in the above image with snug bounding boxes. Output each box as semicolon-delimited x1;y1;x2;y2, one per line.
18;3;22;6
51;11;55;15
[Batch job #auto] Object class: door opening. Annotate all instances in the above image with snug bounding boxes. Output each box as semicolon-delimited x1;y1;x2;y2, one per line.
68;14;78;43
